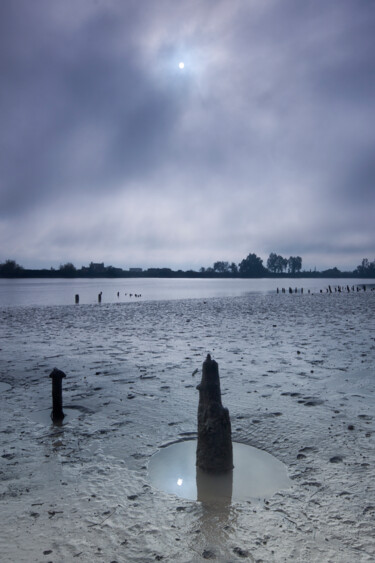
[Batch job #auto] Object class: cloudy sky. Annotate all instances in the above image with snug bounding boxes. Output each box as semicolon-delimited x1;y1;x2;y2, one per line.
1;0;374;271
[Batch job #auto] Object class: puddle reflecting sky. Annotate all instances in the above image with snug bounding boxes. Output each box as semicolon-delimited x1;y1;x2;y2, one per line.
148;440;292;503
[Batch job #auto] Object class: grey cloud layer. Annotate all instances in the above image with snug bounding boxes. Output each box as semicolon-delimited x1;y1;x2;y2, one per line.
0;0;374;269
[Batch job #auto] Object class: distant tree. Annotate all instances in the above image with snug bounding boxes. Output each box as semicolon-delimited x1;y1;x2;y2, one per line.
321;267;341;277
267;253;277;273
199;267;206;273
267;253;288;274
238;253;266;276
59;262;76;275
0;259;24;275
213;261;230;273
355;258;375;277
280;256;288;273
287;256;302;274
230;262;238;275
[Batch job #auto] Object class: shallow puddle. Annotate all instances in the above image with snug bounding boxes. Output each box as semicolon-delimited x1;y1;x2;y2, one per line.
148;440;292;503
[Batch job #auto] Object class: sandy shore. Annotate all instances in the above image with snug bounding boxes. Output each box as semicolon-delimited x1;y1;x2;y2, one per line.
0;292;374;562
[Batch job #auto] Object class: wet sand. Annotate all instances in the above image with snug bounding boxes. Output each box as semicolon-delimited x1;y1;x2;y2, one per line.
0;292;374;561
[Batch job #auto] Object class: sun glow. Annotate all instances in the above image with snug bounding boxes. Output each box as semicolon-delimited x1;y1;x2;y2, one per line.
178;62;185;69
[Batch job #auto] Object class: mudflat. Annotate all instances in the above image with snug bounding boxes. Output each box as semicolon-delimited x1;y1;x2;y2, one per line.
0;292;374;562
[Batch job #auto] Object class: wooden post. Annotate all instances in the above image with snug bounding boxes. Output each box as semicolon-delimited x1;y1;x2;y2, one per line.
196;355;233;473
98;292;102;303
49;368;66;422
75;294;79;304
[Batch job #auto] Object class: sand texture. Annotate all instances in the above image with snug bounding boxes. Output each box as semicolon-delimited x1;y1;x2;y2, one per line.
0;292;374;562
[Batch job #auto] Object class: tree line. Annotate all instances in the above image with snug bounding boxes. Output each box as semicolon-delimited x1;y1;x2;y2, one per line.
1;254;375;278
204;253;303;276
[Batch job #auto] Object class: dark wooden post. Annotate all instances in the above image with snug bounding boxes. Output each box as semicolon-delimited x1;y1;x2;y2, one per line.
196;355;233;473
75;294;79;304
98;292;102;303
49;368;66;422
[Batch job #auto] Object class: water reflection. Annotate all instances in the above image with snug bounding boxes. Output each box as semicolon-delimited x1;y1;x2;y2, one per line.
148;440;291;503
196;467;233;504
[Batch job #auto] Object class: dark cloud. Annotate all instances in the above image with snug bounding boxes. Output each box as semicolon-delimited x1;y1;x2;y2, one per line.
0;0;190;216
0;0;374;270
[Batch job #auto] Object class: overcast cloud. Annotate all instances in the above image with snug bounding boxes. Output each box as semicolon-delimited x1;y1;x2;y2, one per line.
0;0;374;271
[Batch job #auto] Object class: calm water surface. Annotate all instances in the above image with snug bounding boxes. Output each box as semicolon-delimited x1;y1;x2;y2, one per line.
0;277;373;307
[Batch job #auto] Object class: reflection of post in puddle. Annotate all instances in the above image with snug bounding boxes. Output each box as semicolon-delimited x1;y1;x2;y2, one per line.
196;467;233;504
194;468;240;561
192;497;248;561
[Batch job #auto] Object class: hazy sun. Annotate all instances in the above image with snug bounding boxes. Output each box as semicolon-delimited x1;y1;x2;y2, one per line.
178;61;185;69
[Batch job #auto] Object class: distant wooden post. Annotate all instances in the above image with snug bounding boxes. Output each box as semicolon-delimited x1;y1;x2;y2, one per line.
75;294;79;304
49;368;66;422
98;292;102;303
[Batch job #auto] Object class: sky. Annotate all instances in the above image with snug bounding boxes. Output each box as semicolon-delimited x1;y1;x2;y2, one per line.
1;0;374;272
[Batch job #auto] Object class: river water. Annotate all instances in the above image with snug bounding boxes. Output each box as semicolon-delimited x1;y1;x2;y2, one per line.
0;277;373;307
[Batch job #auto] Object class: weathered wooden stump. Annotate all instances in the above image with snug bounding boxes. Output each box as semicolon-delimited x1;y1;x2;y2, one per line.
196;355;233;473
49;368;66;422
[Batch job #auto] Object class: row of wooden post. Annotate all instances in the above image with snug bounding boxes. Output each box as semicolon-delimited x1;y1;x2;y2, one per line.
74;291;143;304
277;287;307;294
277;284;370;294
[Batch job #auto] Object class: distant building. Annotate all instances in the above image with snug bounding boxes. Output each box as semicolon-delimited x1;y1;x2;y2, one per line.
88;262;106;272
129;267;143;273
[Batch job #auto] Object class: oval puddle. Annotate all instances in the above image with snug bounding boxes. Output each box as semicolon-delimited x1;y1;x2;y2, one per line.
148;440;292;503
